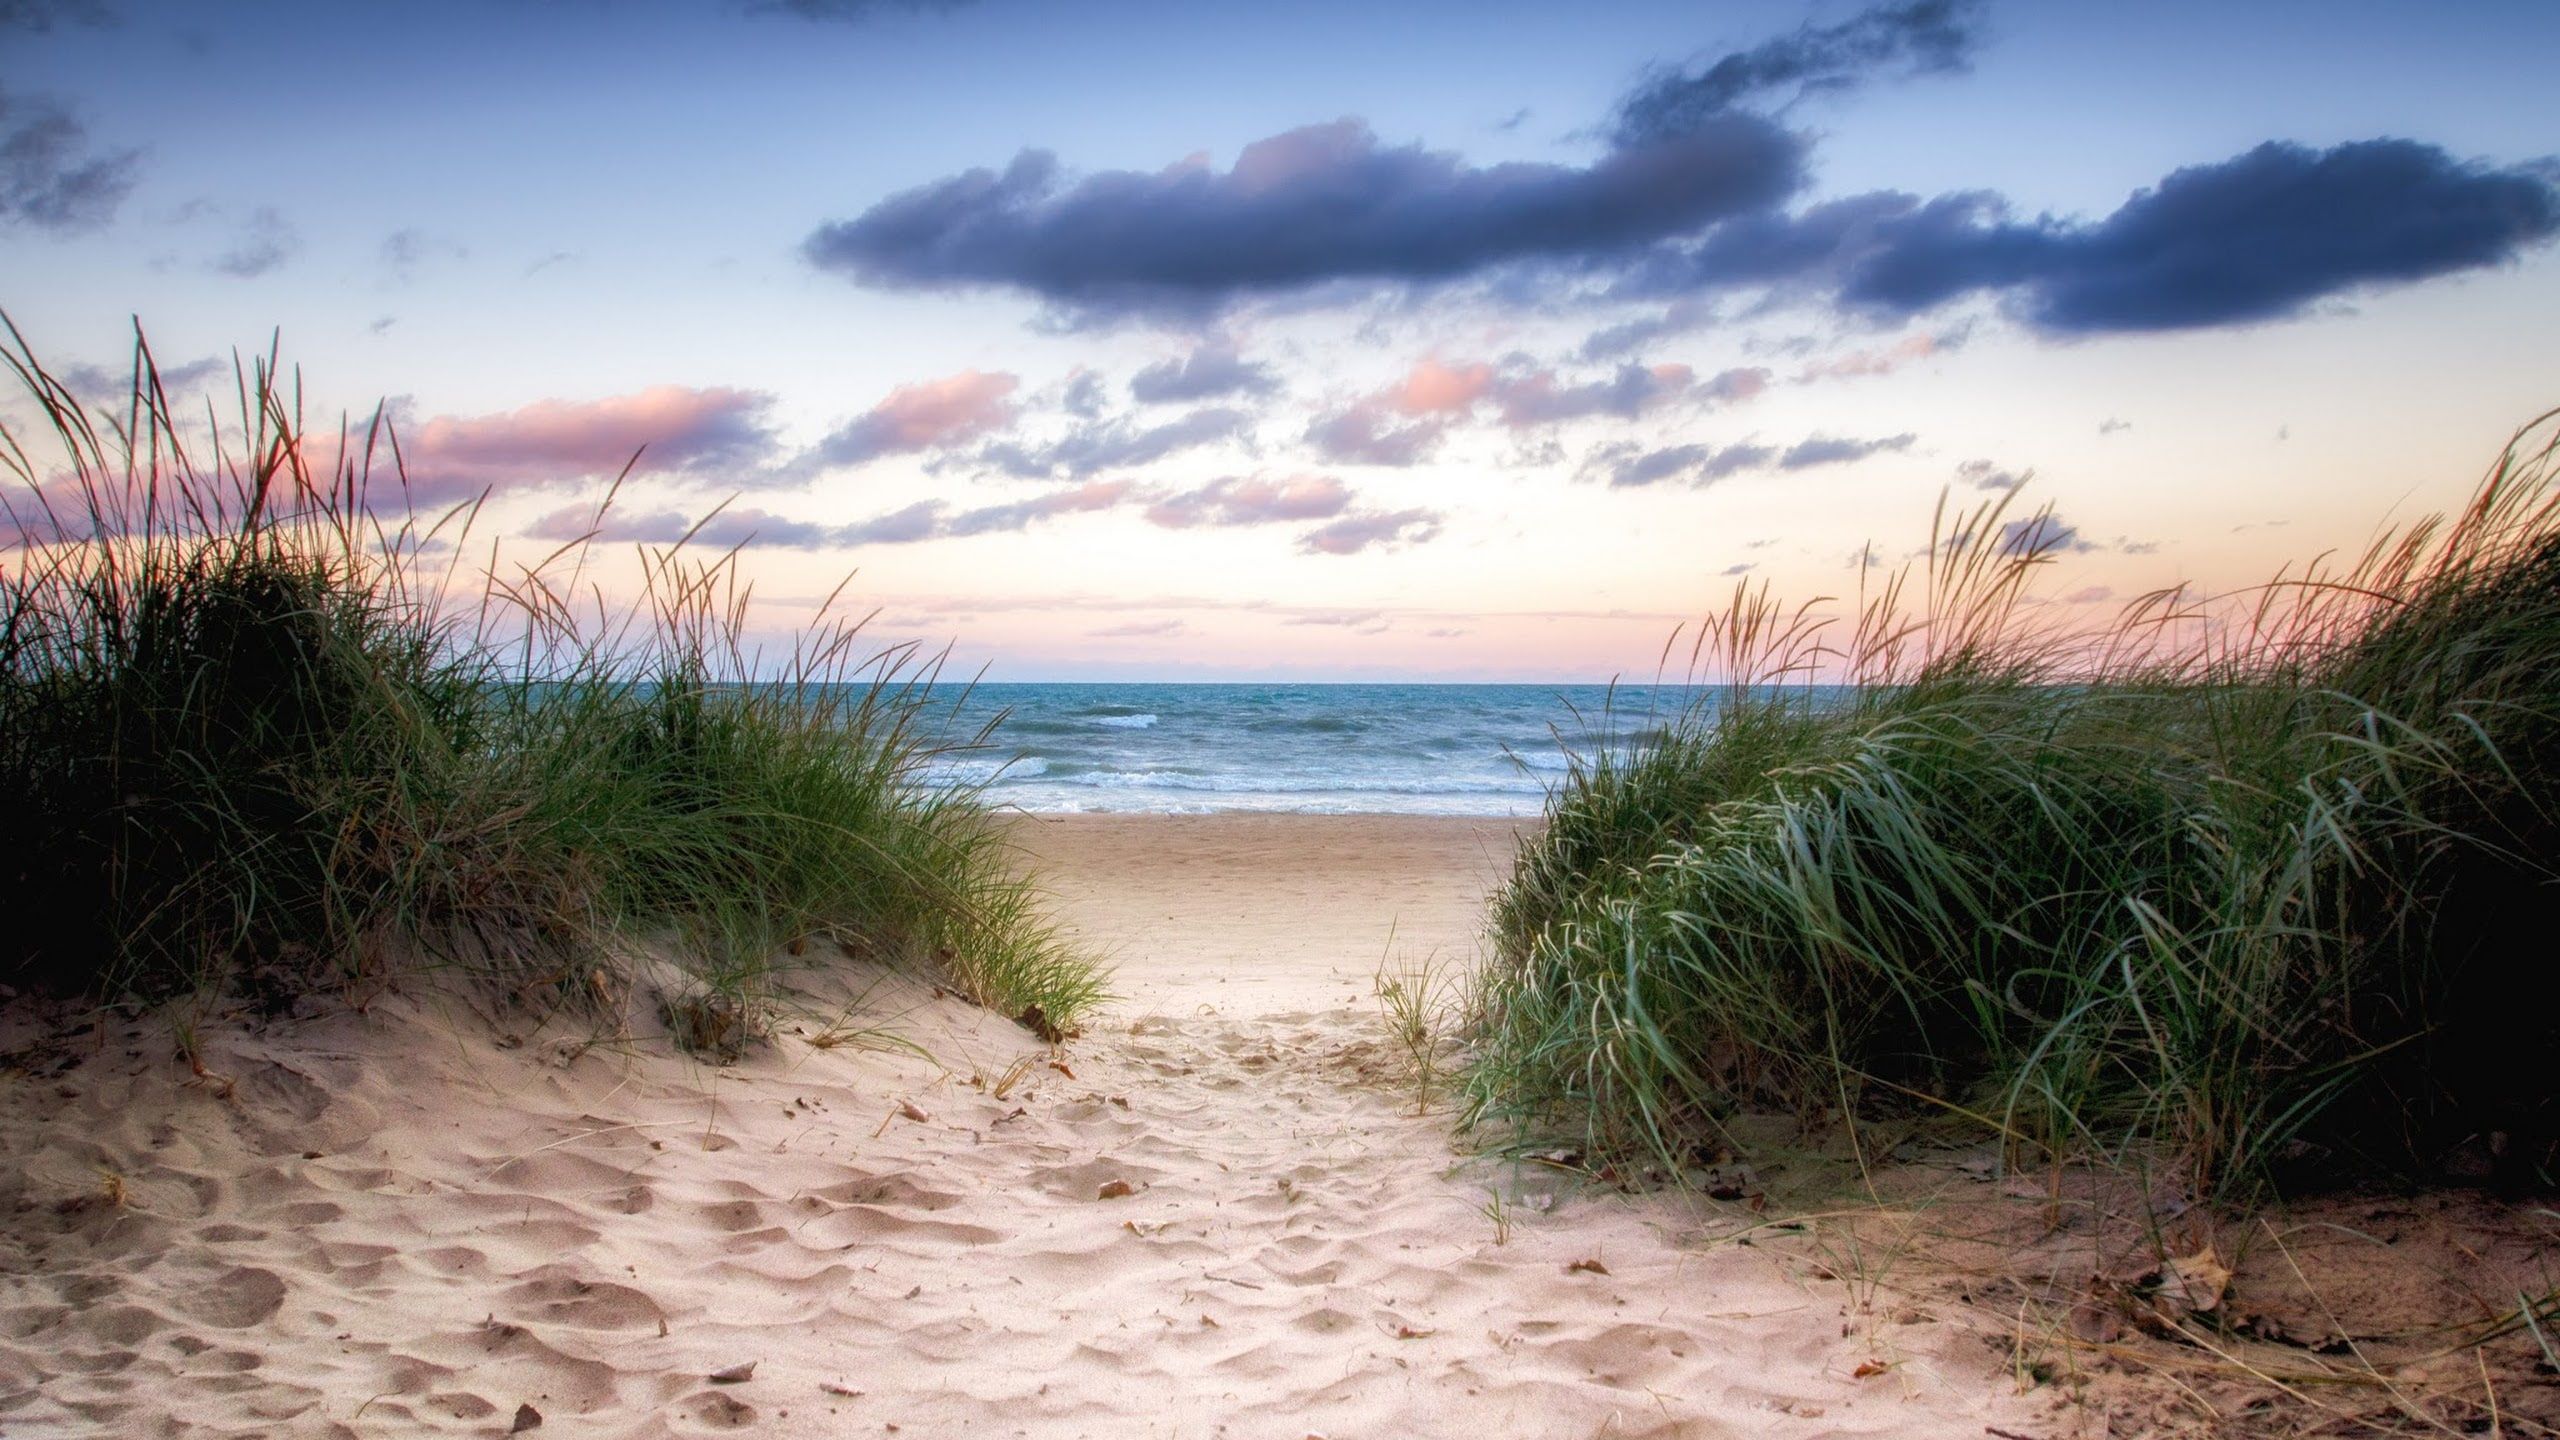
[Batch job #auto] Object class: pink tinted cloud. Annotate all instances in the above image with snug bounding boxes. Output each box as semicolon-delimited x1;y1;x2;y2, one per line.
400;385;778;505
817;369;1019;465
1146;473;1351;528
1393;358;1496;416
1796;330;1959;383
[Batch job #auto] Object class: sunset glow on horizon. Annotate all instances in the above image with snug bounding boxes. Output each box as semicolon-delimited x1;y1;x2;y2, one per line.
6;0;2557;681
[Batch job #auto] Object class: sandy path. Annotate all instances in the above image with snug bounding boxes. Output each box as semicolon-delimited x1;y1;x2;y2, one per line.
0;815;2038;1438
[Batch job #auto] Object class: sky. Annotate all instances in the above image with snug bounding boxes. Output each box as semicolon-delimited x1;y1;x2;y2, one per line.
3;0;2557;681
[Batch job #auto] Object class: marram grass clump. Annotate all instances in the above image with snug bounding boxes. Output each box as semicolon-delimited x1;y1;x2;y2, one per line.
1470;412;2560;1202
0;318;1102;1044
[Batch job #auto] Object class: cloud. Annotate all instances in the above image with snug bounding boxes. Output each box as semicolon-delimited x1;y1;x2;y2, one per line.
1283;608;1385;628
400;385;781;505
1307;354;1766;465
1061;369;1108;416
0;82;138;232
1997;512;2094;556
1304;400;1446;467
1128;344;1280;403
1795;327;1962;382
1298;507;1441;556
1145;473;1350;529
1579;299;1717;358
57;354;225;404
1394;358;1497;415
1493;361;1767;427
1955;458;2030;490
1590;431;1909;487
381;226;466;281
1778;432;1913;469
940;478;1135;536
981;405;1248;479
526;502;839;549
813;369;1017;467
210;206;299;278
1090;618;1186;638
805;113;1805;318
2098;416;2132;435
840;500;945;544
1721;562;1755;576
1833;139;2560;332
1611;0;1983;145
1588;440;1769;488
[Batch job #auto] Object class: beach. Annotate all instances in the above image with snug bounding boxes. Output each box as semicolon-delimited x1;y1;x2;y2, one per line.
0;812;2047;1439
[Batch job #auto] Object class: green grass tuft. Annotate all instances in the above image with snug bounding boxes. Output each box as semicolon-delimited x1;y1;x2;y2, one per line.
1470;413;2560;1203
0;316;1103;1043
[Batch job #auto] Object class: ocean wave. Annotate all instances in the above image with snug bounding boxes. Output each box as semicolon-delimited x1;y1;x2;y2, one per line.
1243;715;1364;734
1091;712;1159;729
992;766;1547;798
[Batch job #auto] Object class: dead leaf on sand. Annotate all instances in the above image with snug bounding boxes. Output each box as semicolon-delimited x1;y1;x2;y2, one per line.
510;1402;543;1433
1097;1178;1136;1200
2159;1245;2232;1318
821;1383;862;1398
896;1100;930;1124
1850;1359;1889;1379
1565;1257;1610;1275
709;1361;757;1384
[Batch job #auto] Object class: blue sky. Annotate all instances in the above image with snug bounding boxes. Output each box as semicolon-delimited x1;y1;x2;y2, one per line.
5;0;2557;679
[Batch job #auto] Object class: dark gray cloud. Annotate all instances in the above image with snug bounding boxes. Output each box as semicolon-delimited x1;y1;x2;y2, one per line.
210;207;299;278
0;83;139;232
1716;140;2560;333
1779;432;1913;468
2097;416;2131;435
1298;507;1440;556
1129;344;1280;404
980;405;1249;479
805;114;1805;318
800;0;2549;341
1612;0;1982;145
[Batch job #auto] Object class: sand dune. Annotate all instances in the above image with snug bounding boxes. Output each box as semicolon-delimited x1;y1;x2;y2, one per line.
1;814;2041;1438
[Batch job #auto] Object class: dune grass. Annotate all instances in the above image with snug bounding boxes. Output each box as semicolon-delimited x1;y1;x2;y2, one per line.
1470;411;2560;1204
0;318;1102;1045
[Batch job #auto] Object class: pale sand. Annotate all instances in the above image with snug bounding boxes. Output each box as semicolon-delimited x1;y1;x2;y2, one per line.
0;814;2042;1438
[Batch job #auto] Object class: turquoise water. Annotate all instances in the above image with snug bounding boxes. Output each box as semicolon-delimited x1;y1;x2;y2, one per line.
919;683;1709;816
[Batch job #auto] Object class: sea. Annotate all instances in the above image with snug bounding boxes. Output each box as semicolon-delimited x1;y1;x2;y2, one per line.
917;683;1704;818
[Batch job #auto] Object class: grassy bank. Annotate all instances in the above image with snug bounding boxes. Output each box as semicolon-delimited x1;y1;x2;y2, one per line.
1470;412;2560;1203
0;320;1101;1045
